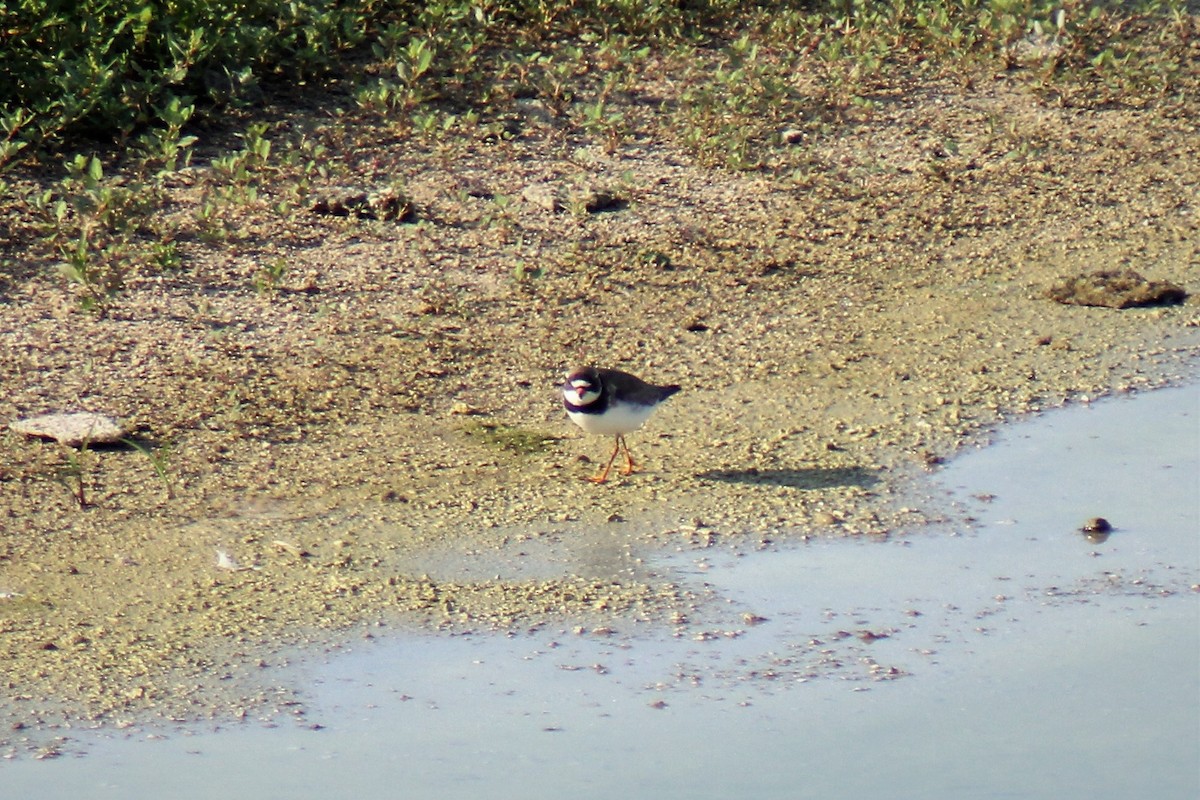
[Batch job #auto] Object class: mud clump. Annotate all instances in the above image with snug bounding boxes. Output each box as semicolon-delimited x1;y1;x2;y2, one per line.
310;186;414;221
1046;269;1188;309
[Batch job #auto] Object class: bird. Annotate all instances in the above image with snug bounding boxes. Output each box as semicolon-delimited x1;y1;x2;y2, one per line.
562;366;681;484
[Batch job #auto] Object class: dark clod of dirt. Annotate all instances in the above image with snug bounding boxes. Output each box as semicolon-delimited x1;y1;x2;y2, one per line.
520;182;626;213
583;189;626;213
1046;269;1187;309
311;187;414;221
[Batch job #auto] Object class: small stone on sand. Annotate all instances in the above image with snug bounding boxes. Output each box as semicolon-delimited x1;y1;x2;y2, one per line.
10;412;128;446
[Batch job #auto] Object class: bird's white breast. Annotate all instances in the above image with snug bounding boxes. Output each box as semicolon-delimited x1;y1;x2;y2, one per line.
566;400;656;436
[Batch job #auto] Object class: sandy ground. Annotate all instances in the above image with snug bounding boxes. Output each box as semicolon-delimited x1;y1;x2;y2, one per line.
1;66;1198;744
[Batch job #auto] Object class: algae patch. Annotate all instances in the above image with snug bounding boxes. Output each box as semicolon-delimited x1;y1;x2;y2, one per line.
461;419;562;456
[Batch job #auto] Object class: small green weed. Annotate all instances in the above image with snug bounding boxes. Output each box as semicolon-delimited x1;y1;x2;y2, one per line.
512;260;546;284
122;438;177;500
56;447;93;509
479;193;517;232
356;37;437;114
150;240;182;272
210;122;273;204
254;258;290;295
579;99;627;153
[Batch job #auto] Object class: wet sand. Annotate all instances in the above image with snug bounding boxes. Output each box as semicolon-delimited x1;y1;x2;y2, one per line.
1;70;1197;738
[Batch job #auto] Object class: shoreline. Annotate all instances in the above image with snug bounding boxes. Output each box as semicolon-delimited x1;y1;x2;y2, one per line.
2;70;1198;743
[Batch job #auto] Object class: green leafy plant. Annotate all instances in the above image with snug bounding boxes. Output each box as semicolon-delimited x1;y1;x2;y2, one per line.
512;260;546;284
135;94;199;174
356;37;437;113
0;0;373;172
211;122;273;203
579;99;627;153
254;258;289;295
32;154;155;313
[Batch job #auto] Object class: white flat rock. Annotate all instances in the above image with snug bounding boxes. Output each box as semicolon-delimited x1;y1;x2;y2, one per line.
10;412;128;446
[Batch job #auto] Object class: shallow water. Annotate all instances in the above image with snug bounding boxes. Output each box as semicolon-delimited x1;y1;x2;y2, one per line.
3;384;1197;799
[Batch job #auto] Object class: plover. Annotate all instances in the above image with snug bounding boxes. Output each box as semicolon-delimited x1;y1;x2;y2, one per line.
562;366;681;484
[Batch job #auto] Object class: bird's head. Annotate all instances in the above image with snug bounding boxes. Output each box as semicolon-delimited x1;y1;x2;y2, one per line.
563;367;601;405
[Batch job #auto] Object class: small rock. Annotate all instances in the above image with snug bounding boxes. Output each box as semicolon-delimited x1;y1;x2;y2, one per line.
1081;517;1113;543
272;540;312;559
1010;31;1065;66
1045;269;1187;309
812;511;842;527
520;182;561;212
10;412;128;446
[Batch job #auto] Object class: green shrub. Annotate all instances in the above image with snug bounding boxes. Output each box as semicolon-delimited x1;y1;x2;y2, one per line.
0;0;383;168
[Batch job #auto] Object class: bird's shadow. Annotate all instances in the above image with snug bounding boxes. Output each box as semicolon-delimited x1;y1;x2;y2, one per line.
697;466;880;490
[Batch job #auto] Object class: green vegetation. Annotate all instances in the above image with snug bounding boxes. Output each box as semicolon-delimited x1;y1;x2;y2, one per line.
462;420;560;456
0;0;371;161
55;445;93;508
1;0;1194;307
123;437;178;500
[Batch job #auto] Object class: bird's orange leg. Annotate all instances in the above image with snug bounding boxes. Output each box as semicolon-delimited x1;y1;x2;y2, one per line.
618;435;639;475
588;437;622;484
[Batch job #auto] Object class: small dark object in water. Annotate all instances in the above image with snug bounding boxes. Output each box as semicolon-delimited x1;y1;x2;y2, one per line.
1046;269;1187;309
1081;516;1112;543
